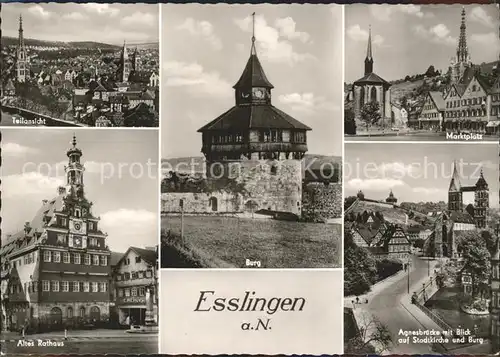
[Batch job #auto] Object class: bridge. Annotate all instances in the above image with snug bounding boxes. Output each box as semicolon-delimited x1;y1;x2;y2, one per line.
1;105;86;127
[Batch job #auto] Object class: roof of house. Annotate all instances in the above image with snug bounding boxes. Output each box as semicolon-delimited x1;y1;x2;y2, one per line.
428;91;446;111
197;104;311;132
354;72;391;87
115;246;157;267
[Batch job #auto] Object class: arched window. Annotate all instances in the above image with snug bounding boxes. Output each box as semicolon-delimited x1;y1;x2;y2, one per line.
79;306;85;318
359;86;365;107
67;306;73;319
370;87;377;102
209;197;218;212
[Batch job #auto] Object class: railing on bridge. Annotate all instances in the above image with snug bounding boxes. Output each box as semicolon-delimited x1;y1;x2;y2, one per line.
2;105;85;127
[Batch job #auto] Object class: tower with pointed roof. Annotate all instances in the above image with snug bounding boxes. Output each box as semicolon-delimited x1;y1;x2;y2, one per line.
448;160;463;212
132;47;139;72
118;41;131;83
352;26;392;125
197;13;311;215
16;15;29;83
450;7;472;84
474;169;489;229
385;190;397;204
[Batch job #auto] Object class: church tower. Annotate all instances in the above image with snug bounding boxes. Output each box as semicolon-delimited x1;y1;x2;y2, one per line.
132;47;139;71
65;134;86;201
474;169;489;229
119;41;131;83
448;161;463;212
16;15;29;83
364;26;374;75
451;7;472;83
197;13;311;215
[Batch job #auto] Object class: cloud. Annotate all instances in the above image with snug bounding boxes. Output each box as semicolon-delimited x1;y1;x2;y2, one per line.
274;17;310;43
2;172;64;198
346;25;385;46
412;187;444;195
414;24;456;46
28;5;52;19
2;143;38;157
470;6;495;28
378;162;418;176
100;209;157;253
346;178;405;191
121;12;156;28
278;93;339;113
62;12;88;21
234;15;315;65
163;61;232;97
370;5;426;21
176;18;222;50
83;4;120;17
471;32;500;48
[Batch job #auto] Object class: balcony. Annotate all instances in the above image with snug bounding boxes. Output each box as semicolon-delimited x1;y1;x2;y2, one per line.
202;142;308;154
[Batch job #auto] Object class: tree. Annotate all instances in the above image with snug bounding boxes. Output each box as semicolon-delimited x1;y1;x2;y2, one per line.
123;103;158;127
459;231;491;298
344;108;356;135
425;65;437;77
344;196;358;210
344;229;378;296
360;101;381;131
345;312;393;354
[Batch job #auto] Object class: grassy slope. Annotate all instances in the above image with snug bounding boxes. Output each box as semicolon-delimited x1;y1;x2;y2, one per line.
161;215;341;268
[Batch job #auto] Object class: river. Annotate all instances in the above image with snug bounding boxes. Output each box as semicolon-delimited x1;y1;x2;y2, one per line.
425;287;490;337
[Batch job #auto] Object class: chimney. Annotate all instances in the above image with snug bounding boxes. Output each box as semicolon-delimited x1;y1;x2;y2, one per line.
57;186;66;195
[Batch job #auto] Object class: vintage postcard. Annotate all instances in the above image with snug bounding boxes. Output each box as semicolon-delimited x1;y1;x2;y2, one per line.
344;141;499;355
1;3;159;127
160;4;343;269
344;4;500;141
0;129;159;354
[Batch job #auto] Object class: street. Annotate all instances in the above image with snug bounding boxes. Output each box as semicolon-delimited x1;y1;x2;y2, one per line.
352;255;440;355
1;328;158;354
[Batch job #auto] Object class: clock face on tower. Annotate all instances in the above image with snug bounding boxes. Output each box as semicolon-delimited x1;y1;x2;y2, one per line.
70;219;86;234
252;88;265;99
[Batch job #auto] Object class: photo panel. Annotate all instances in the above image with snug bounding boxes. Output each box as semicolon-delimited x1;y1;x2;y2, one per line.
344;4;500;142
1;3;159;127
343;141;499;355
160;3;343;269
160;269;343;354
0;128;159;354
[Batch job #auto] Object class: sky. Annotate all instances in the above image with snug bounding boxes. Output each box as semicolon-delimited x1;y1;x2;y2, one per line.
345;4;500;83
161;4;343;159
2;3;159;45
345;142;499;207
1;129;159;253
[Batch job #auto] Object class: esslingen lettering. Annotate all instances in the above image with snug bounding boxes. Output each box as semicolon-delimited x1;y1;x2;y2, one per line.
194;290;306;315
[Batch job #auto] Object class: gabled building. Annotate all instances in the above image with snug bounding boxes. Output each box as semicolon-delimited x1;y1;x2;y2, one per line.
0;135;111;332
112;247;158;326
418;91;446;130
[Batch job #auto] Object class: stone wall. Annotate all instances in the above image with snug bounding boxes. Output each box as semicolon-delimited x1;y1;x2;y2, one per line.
301;182;342;222
161;191;243;213
163;159;303;215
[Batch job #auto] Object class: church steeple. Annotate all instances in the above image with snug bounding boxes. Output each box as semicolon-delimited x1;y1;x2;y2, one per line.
16;14;29;83
364;25;374;75
457;6;468;63
120;40;131;83
233;13;274;106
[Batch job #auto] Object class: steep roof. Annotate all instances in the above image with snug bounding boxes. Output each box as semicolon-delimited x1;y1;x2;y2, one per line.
354;72;391;86
428;91;445;111
449;161;462;192
233;53;274;89
116;246;157;267
197;105;311;132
